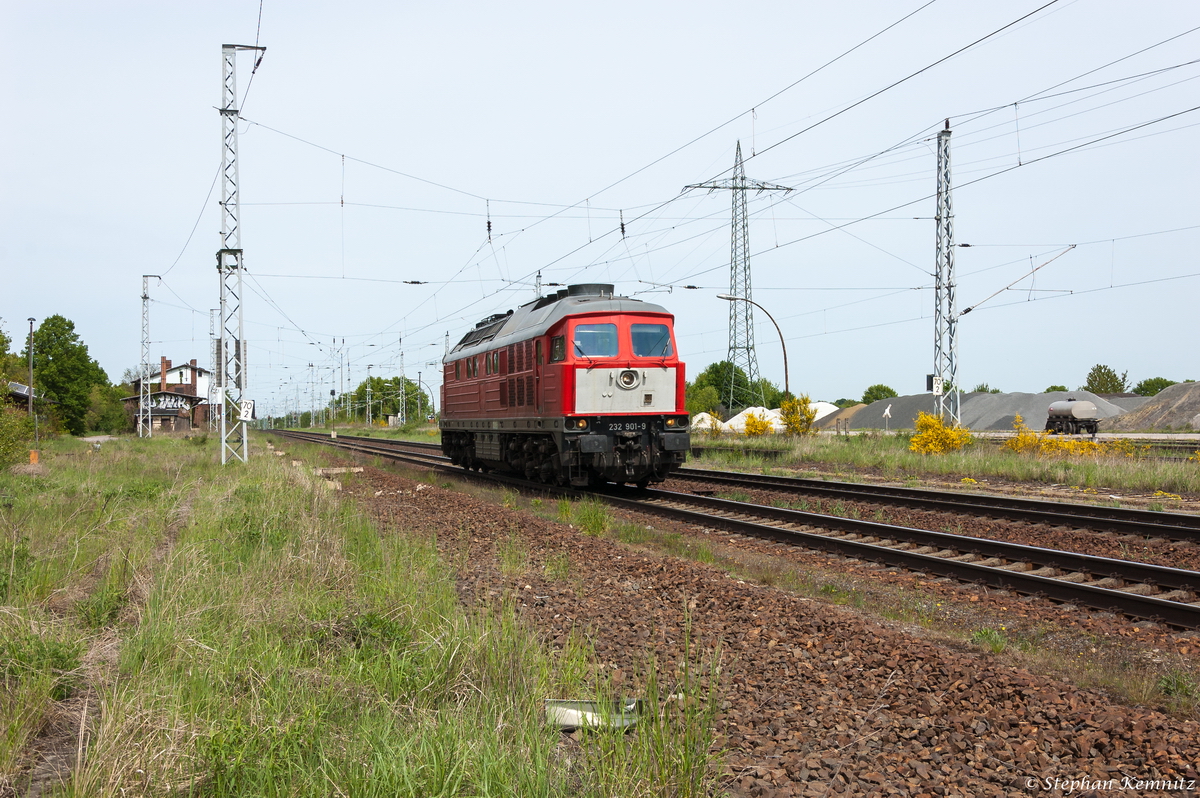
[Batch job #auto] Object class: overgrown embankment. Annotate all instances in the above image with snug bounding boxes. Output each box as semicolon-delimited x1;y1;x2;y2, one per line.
1;435;715;797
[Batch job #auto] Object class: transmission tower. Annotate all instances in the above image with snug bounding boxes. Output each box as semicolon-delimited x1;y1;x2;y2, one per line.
932;120;960;425
217;44;265;463
686;141;792;410
139;275;159;438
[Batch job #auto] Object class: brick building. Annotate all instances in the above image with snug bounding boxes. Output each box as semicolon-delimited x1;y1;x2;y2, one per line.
124;357;212;432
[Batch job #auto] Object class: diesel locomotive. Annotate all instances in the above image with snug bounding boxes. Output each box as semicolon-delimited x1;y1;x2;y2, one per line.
440;283;690;487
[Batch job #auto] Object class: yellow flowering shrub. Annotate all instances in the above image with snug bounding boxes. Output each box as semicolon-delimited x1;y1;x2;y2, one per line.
743;411;771;437
909;412;973;454
780;395;818;436
1004;415;1149;458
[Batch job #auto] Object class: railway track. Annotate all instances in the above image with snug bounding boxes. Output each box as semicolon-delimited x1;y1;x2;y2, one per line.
274;430;1200;544
268;429;1200;628
672;467;1200;544
691;437;1200;461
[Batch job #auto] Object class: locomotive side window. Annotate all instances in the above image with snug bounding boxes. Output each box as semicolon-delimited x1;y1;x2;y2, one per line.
550;336;565;362
573;323;618;357
631;324;673;357
536;340;543;366
455;361;460;380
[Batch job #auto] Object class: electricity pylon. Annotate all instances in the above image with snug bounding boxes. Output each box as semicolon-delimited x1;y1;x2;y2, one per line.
933;120;960;425
686;141;792;410
217;43;264;463
139;275;159;437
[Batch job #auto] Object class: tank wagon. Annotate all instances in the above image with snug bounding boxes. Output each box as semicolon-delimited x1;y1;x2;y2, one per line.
1045;398;1100;435
440;283;689;487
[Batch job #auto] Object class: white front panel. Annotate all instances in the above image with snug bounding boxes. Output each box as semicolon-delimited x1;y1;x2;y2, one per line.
574;367;677;413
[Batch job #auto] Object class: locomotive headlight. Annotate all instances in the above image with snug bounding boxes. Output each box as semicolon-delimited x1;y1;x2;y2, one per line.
617;369;640;389
571;418;589;430
666;418;677;427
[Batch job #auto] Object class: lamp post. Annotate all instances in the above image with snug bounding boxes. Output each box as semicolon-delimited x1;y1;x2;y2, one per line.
366;365;375;426
716;294;788;399
416;371;422;421
27;318;38;458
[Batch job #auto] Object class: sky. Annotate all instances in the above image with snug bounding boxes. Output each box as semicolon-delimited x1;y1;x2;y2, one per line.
2;0;1197;416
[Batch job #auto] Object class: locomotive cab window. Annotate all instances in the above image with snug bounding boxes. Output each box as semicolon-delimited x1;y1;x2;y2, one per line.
550;336;566;362
572;323;617;357
631;323;673;357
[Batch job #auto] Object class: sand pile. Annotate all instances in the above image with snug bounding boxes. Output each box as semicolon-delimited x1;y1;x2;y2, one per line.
724;407;785;433
693;401;840;433
1105;382;1200;431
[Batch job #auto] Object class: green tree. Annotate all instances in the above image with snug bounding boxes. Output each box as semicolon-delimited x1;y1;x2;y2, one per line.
1044;385;1068;393
0;319;26;384
692;361;752;412
84;384;131;434
1132;377;1174;397
752;378;786;410
24;315;109;435
862;384;898;405
1081;364;1129;394
972;383;1001;394
685;382;720;418
349;375;430;423
833;398;859;408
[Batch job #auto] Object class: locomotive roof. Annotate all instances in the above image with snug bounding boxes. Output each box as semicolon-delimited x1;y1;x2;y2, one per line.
446;284;672;360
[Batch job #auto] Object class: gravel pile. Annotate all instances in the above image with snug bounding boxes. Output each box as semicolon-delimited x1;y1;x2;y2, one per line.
1106;382;1200;431
327;458;1200;797
828;391;1139;432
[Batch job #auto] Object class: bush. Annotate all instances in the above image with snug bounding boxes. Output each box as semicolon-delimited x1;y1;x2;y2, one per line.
0;407;34;467
779;395;817;436
743;411;771;437
1005;415;1148;459
909;412;972;454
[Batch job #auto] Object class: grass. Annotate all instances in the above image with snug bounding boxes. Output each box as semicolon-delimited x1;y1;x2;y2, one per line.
970;627;1009;654
0;433;720;797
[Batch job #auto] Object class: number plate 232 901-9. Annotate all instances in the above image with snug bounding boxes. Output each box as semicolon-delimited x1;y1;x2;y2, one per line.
608;422;646;432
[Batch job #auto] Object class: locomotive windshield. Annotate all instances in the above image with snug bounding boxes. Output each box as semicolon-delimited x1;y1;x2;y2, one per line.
631;323;673;357
573;323;618;357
